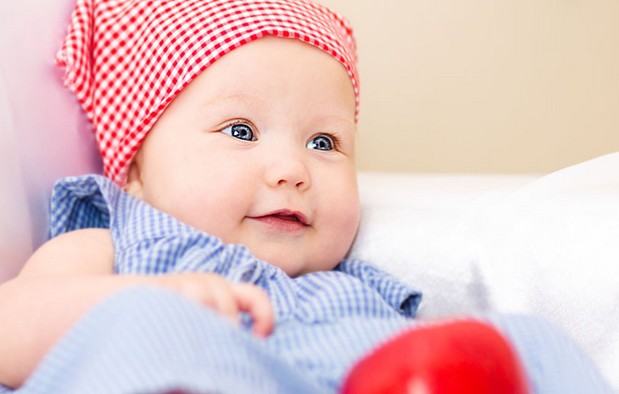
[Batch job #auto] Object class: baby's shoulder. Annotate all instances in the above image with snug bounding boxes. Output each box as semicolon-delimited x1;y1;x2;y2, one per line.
19;228;114;277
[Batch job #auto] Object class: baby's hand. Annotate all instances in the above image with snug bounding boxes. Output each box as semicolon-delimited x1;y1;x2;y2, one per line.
156;273;274;337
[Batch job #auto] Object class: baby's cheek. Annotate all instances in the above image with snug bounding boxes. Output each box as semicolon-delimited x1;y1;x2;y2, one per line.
172;183;244;239
340;207;361;251
325;195;360;256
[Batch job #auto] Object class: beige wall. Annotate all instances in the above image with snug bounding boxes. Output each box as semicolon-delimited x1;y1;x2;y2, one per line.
321;0;619;173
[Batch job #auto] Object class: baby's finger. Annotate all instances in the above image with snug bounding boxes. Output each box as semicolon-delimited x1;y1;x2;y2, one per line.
232;284;274;337
204;278;240;324
173;275;239;324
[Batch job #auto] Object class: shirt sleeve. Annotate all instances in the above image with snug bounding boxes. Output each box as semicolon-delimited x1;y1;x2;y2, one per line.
334;259;422;318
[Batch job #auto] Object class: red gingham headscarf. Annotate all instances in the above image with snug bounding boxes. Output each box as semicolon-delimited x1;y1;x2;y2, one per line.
57;0;359;185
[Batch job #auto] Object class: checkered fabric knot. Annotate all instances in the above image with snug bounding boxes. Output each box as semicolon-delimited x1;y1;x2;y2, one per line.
57;0;359;185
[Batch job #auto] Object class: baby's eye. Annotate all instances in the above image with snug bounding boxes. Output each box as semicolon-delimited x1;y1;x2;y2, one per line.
220;122;255;141
306;135;335;151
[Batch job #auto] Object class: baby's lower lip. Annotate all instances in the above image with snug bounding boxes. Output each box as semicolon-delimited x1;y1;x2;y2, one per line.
248;215;308;233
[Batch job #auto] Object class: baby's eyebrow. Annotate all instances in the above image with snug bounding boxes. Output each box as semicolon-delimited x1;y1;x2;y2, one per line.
204;92;262;108
201;92;355;130
312;113;357;129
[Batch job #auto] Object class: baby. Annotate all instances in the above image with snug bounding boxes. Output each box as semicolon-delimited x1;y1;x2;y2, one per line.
0;0;613;393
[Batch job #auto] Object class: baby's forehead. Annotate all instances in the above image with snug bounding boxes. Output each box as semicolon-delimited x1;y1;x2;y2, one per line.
172;38;356;123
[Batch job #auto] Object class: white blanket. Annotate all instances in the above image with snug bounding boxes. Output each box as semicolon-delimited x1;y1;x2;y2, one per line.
351;153;619;389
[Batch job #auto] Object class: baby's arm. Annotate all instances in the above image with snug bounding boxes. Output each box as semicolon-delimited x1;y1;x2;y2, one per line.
0;229;273;388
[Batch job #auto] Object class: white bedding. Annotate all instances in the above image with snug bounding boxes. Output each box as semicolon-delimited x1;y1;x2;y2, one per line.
351;153;619;388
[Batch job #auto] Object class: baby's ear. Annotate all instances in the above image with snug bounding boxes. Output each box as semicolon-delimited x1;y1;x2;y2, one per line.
123;160;144;199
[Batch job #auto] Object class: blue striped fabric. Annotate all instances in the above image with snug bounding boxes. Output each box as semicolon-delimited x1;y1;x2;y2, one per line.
3;175;613;393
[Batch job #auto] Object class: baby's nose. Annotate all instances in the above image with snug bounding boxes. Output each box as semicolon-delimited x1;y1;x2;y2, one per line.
265;150;311;191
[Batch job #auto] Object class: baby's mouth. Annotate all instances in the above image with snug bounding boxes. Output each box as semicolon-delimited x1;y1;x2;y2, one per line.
269;212;304;223
248;210;309;232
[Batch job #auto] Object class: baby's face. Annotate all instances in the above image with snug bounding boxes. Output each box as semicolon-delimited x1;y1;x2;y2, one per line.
126;37;360;277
